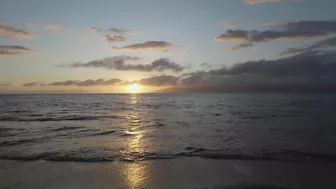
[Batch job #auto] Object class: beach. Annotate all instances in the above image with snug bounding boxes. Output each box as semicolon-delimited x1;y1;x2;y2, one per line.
1;158;336;189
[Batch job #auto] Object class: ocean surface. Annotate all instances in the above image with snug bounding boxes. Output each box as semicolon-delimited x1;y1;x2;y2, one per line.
1;93;336;163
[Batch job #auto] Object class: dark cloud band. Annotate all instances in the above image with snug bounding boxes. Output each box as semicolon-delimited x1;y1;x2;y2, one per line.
216;20;336;51
0;24;34;39
244;0;297;5
112;41;173;52
281;36;336;56
62;56;184;72
0;45;32;56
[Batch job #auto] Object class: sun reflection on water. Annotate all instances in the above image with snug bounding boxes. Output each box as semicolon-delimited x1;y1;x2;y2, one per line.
130;95;138;105
120;95;146;157
121;95;149;188
126;131;144;154
123;163;148;189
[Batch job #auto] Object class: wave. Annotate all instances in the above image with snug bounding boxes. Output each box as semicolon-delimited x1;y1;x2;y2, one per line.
118;131;137;137
0;133;17;137
0;154;171;162
89;130;116;136
0;152;109;162
0;127;25;137
1;148;336;163
4;110;31;113
0;138;46;146
0;152;176;162
181;148;336;162
52;126;83;132
46;156;113;162
0;115;118;122
0;128;13;132
0;153;54;161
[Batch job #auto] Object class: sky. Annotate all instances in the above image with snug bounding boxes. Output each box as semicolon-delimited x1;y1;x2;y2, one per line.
1;0;336;93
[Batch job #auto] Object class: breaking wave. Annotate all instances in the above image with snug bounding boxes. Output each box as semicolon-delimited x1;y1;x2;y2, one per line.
89;130;116;136
1;148;336;163
0;115;118;122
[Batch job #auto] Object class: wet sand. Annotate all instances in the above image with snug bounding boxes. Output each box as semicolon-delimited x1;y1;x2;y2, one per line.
1;158;336;189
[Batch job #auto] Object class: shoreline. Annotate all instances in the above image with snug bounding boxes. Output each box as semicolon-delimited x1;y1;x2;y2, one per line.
1;157;336;189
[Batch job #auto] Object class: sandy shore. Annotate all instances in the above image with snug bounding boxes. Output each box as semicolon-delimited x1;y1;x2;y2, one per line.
1;158;336;189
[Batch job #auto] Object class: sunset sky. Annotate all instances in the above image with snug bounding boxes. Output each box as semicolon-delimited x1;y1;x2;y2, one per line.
1;0;336;93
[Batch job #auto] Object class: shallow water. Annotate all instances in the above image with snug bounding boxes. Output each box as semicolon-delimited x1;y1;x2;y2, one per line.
1;93;336;162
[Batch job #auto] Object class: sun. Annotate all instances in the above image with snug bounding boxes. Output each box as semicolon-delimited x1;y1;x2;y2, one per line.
127;84;141;93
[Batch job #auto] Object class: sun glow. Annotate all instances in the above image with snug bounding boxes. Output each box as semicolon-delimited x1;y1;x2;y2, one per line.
127;84;141;93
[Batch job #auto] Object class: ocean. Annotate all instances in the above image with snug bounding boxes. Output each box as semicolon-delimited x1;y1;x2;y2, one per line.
1;93;336;163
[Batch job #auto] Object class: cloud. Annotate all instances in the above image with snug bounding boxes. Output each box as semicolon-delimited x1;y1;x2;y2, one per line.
158;50;336;92
0;23;34;39
210;51;336;78
216;20;336;51
64;56;184;72
104;34;126;42
230;43;254;51
281;21;336;35
216;29;326;43
215;29;249;41
24;76;180;88
108;28;135;35
76;79;121;86
179;71;208;86
258;21;287;27
48;78;122;87
20;50;336;92
22;82;39;87
32;76;178;88
48;80;77;86
0;84;11;87
243;0;297;4
89;27;134;42
112;41;173;52
63;55;140;69
200;62;212;69
88;27;100;33
208;51;336;79
281;36;336;56
0;45;32;56
99;78;122;85
139;75;180;86
150;58;184;72
118;80;137;86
